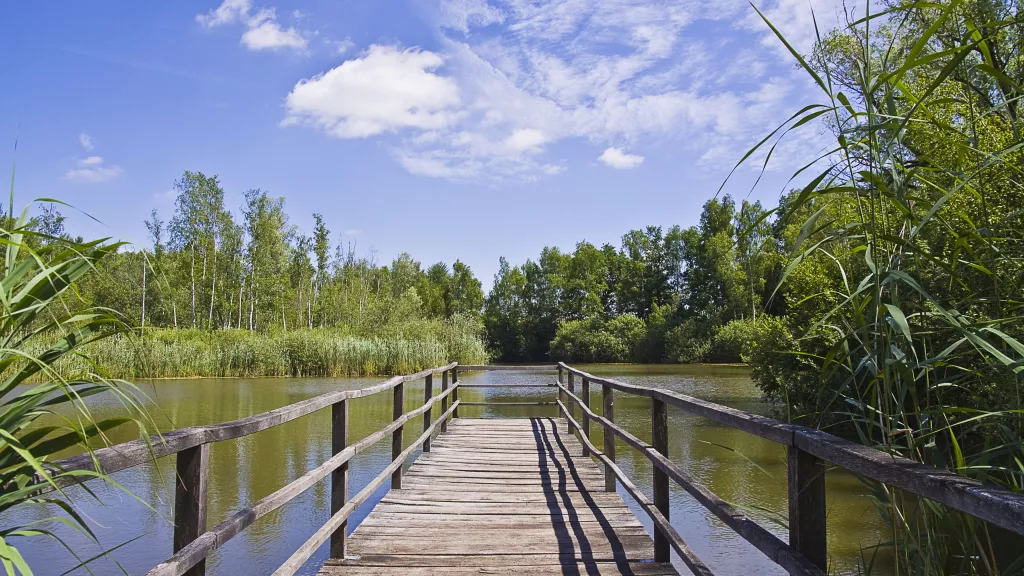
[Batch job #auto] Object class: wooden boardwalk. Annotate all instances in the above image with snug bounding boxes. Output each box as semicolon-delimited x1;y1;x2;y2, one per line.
321;417;678;575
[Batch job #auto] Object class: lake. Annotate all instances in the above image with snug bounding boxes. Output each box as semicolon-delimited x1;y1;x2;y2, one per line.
15;364;890;575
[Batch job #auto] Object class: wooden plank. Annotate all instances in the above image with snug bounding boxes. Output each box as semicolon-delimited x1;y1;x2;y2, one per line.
322;561;678;575
336;417;679;576
325;556;675;570
173;444;208;576
457;365;559;371
273;401;460;575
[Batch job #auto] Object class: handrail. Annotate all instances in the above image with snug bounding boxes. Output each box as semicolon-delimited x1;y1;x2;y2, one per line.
38;363;458;490
39;362;459;576
555;398;713;576
146;385;459;576
274;399;461;575
558;361;1024;575
458;364;558;371
557;381;822;575
559;362;1024;538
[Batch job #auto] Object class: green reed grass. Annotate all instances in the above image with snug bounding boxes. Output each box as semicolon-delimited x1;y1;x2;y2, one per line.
735;1;1024;573
34;322;486;380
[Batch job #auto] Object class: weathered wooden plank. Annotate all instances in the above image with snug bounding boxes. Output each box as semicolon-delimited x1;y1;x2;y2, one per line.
457;365;559;371
325;555;674;570
338;417;678;576
458;401;559;406
322;561;678;575
272;401;460;576
392;382;404;489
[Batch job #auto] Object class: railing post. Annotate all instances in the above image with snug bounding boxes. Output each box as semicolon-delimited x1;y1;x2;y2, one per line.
452;366;459;418
174;444;209;576
330;399;349;559
558;366;565;421
422;373;433;452
603;384;615;492
567;371;576;435
392;381;404;489
652;397;669;563
788;445;827;570
581;377;591;457
441;370;449;432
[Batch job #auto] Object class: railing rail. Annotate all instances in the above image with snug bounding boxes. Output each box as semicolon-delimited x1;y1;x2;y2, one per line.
41;363;459;576
557;362;1024;576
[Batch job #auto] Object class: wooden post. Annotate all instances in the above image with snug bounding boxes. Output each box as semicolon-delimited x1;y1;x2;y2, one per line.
330;399;349;559
788;446;827;570
452;367;459;418
422;374;433;452
567;371;576;431
558;366;565;421
652;398;669;562
603;384;615;492
581;377;591;457
392;382;404;489
174;444;209;576
441;370;450;432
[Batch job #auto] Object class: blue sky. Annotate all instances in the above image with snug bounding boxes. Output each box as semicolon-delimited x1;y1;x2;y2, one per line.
1;0;844;285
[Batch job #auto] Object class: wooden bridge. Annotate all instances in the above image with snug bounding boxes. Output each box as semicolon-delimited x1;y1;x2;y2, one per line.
45;363;1024;575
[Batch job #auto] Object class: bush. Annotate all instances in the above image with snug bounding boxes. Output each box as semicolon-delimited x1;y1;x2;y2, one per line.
549;315;648;363
708;317;761;363
664;318;710;363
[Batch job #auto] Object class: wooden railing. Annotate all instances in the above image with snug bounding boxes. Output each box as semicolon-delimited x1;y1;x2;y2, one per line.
551;362;1024;576
37;362;1024;575
40;363;462;576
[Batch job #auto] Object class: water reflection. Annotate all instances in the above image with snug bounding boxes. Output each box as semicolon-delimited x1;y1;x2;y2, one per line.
11;365;888;575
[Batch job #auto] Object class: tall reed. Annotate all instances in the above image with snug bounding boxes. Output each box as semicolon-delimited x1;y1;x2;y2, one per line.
738;1;1024;573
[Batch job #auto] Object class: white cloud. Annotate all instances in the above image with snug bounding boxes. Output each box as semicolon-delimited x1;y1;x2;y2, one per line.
197;0;308;52
64;156;122;183
282;45;461;138
439;0;505;32
78;133;95;151
598;147;644;169
242;19;307;51
280;0;840;182
327;37;354;55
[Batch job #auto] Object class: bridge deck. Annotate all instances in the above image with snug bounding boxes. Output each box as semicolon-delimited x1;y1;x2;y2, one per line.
321;417;678;575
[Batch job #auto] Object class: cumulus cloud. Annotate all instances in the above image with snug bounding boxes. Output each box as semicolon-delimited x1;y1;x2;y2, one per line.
280;0;842;182
282;45;461;138
598;147;644;169
197;0;308;52
79;133;95;151
64;156;122;182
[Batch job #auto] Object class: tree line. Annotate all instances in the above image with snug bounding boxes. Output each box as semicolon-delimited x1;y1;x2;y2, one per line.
67;171;485;336
483;195;781;364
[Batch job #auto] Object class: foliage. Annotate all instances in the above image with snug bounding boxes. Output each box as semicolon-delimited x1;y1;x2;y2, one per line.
737;0;1024;572
0;201;153;574
549;314;645;363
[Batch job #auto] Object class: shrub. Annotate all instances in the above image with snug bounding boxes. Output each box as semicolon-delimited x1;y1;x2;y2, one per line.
664;318;710;363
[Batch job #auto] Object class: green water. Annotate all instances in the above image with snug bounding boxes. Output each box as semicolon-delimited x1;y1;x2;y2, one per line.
15;365;889;575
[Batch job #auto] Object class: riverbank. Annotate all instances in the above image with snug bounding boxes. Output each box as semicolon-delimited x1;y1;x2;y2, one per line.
57;327;487;379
